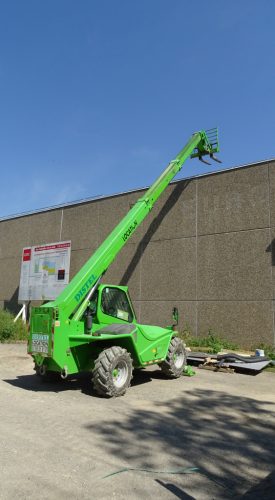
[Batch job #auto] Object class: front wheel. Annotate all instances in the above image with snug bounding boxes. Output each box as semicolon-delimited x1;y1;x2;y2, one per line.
92;346;133;397
159;337;186;378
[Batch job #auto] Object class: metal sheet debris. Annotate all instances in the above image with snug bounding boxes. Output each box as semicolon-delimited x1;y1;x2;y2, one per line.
222;360;271;371
187;352;272;373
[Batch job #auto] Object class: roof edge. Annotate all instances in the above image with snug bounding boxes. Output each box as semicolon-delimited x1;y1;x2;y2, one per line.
1;157;274;222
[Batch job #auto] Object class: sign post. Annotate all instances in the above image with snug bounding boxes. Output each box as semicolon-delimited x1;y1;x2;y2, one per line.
14;303;27;323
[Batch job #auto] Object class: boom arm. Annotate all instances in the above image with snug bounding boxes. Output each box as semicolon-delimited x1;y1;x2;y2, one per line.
51;129;219;319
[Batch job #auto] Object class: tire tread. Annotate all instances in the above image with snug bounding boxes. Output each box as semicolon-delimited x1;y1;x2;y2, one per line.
159;337;186;378
93;346;133;397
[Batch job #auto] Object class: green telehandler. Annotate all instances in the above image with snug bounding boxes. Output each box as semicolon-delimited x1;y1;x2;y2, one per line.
28;128;220;397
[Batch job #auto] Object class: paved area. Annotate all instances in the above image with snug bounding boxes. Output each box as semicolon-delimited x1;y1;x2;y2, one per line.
0;343;275;499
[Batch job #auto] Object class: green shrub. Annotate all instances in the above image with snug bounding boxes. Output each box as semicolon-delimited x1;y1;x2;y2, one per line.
180;323;193;342
181;327;239;354
205;329;235;353
0;309;28;343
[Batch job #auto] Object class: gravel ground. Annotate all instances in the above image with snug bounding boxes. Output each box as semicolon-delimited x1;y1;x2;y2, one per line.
0;343;275;500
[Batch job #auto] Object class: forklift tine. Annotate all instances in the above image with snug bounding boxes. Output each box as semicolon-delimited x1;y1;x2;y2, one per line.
199;156;211;165
210;153;222;164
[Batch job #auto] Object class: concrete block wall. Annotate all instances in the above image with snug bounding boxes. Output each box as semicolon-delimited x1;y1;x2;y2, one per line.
0;159;274;348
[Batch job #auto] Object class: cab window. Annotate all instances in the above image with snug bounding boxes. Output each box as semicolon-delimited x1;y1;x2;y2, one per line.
101;287;133;323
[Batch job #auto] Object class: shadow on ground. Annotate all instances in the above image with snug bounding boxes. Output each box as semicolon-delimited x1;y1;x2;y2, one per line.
4;372;95;395
156;479;196;499
84;385;275;498
238;469;275;499
3;366;161;396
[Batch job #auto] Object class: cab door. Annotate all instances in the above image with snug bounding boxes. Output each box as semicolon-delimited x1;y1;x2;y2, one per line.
96;285;137;326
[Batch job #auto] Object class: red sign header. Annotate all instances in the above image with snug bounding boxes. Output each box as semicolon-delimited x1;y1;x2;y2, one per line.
23;248;31;262
34;243;71;252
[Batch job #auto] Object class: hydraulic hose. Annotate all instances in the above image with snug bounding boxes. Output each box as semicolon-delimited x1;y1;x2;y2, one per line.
217;353;270;363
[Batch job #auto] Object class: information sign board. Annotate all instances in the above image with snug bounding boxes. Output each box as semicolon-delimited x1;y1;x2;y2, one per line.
18;241;71;301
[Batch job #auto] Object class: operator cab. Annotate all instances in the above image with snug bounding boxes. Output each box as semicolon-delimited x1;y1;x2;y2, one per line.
90;285;136;325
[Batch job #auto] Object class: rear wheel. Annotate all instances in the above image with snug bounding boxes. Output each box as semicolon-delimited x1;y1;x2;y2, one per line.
159;337;186;378
92;346;133;397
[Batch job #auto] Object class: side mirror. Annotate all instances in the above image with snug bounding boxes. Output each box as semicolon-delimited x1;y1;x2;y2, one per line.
172;307;179;326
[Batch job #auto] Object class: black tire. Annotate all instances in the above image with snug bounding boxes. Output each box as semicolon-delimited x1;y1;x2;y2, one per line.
159;337;186;378
35;364;61;382
92;346;133;397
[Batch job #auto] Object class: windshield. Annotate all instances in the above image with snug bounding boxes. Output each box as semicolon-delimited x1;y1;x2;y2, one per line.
101;287;134;323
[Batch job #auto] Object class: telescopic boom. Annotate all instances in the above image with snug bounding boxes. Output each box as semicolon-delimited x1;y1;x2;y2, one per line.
50;128;220;319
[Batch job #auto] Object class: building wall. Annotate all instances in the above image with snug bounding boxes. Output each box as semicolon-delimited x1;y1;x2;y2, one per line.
1;160;274;348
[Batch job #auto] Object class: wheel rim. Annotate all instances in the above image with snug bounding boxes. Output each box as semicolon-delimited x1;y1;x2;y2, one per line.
112;361;128;388
174;349;185;369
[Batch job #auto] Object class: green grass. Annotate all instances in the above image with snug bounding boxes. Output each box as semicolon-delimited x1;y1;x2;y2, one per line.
0;309;28;343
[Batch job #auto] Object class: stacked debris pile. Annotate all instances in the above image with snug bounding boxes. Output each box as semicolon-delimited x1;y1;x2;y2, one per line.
187;350;273;374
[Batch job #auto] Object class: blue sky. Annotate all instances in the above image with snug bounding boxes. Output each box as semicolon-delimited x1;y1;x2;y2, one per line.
0;0;274;217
